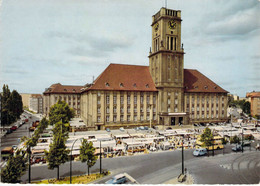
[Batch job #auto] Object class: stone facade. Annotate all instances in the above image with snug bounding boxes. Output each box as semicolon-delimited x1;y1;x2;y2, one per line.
29;94;43;114
247;91;260;117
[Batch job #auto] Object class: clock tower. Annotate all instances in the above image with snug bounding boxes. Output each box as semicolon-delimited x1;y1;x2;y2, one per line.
149;7;187;126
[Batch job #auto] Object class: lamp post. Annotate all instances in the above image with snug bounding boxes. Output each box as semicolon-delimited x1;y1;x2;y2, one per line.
27;145;31;183
241;128;244;153
70;138;83;184
100;140;102;174
181;140;184;174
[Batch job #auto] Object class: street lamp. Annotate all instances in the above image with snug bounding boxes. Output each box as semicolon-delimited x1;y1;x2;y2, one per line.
70;138;83;184
100;140;102;175
181;139;184;174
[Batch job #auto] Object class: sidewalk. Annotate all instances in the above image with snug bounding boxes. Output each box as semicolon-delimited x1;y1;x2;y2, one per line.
164;173;194;184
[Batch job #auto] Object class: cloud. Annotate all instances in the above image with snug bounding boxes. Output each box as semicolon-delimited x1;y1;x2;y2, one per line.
46;31;134;55
206;5;260;36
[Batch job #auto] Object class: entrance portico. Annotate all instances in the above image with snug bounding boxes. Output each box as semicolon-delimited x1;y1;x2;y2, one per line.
159;112;188;126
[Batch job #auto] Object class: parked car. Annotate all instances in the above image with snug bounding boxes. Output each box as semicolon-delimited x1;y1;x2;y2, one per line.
139;126;145;130
25;119;29;122
135;127;140;131
144;126;149;130
10;126;17;131
242;141;251;147
232;144;242;152
105;174;127;184
106;128;111;132
119;127;124;132
193;148;207;157
150;146;157;151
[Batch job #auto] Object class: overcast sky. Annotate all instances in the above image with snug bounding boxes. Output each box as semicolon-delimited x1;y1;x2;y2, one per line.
0;0;259;97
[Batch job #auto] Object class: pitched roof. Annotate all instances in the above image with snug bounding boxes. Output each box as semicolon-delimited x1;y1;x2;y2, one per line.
83;64;157;92
184;69;228;93
246;92;260;98
43;83;83;94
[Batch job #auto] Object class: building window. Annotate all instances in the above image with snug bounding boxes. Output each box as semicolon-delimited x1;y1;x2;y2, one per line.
140;96;144;104
153;107;156;112
147;115;150;121
120;115;124;122
168;107;171;112
153;114;156;120
127;106;130;113
120;107;124;114
106;106;110;114
175;99;178;104
153;96;156;104
168;98;171;104
120;83;124;87
127;115;130;122
134;107;137;113
97;116;101;122
147;107;150;113
97;107;101;114
97;100;101;105
106;116;110;122
141;107;144;113
113;95;117;104
106;83;110;87
134;96;137;104
113;116;117;122
174;107;178;112
147;96;150;104
127;95;130;104
97;92;101;97
106;95;110;104
141;115;144;121
120;96;124;104
134;115;137;122
113;106;117;113
197;115;199;119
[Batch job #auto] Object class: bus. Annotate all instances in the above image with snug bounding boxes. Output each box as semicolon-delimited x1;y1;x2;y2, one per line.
196;135;224;150
1;147;14;160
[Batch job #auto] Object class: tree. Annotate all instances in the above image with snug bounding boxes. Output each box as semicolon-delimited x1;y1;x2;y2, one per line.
242;101;250;114
49;100;75;125
230;135;240;144
1;151;27;183
0;84;23;126
45;121;70;180
199;127;213;148
79;139;97;175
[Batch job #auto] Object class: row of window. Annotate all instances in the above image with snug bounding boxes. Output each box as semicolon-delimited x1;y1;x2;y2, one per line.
97;114;157;123
98;106;156;114
187;95;225;104
55;95;80;101
101;94;156;105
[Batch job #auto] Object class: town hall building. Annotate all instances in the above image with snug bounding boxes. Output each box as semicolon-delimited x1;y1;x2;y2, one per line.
43;7;228;130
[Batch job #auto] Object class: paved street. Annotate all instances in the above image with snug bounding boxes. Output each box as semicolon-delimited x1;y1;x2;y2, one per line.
20;146;259;184
0;113;39;151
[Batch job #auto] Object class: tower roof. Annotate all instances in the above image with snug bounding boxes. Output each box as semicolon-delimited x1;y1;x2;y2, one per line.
82;64;157;92
184;69;228;93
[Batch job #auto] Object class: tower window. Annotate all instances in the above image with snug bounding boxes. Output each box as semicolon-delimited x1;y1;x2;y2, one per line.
105;82;110;87
175;38;177;50
170;37;173;50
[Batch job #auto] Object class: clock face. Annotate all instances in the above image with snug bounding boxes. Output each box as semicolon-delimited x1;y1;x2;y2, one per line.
154;23;159;32
168;20;176;29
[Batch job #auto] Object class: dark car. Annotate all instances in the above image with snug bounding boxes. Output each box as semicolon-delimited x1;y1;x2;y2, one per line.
105;174;127;184
232;144;242;152
144;126;149;130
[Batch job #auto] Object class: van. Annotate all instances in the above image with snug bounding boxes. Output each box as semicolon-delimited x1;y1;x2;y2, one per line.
193;148;207;157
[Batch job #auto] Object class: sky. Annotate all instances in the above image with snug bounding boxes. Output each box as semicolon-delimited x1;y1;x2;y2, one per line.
0;0;259;97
